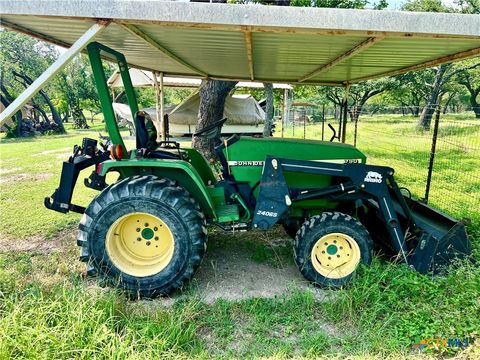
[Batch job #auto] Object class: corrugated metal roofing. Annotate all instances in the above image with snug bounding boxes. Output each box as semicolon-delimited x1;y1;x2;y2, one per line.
1;0;479;85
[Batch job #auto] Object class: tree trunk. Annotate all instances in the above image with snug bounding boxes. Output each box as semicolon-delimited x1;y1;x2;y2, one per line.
443;94;454;115
190;0;237;160
62;111;70;122
0;83;23;136
349;104;363;123
417;65;447;130
31;102;49;123
465;84;480;118
413;106;420;117
262;83;274;137
472;99;480;119
193;80;237;160
71;106;89;129
12;70;65;133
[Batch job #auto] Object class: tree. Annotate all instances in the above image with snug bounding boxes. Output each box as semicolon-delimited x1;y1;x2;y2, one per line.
262;83;275;137
192;80;237;160
0;30;65;133
53;55;101;128
348;79;395;122
456;61;480;118
402;0;451;12
454;0;480;13
290;0;387;9
12;70;64;129
0;80;23;136
401;0;480;128
389;72;431;116
417;62;480;129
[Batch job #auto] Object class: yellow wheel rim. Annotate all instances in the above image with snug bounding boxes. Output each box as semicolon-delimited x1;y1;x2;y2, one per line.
106;212;174;277
311;233;361;279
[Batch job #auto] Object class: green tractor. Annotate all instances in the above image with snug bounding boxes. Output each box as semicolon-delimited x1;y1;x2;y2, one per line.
45;43;471;298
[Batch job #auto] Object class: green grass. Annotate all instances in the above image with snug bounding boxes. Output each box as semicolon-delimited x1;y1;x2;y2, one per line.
0;123;133;239
1;115;479;358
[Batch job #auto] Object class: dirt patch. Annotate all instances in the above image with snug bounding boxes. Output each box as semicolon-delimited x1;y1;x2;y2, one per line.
0;167;23;175
32;148;70;156
56;153;71;159
0;172;52;184
0;229;75;254
2;226;329;306
189;227;328;304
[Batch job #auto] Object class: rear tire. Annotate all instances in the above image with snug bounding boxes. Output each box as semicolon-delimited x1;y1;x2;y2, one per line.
282;217;303;239
294;212;372;288
77;175;207;298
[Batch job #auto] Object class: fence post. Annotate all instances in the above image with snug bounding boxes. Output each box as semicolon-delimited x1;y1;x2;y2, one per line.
424;100;442;203
303;106;306;139
292;108;295;137
337;105;343;142
321;104;325;141
341;84;350;143
353;101;359;147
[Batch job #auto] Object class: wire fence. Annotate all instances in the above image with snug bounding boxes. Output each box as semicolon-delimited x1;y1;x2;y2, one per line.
277;106;480;220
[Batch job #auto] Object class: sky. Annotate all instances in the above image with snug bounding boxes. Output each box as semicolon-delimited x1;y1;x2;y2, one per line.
386;0;406;9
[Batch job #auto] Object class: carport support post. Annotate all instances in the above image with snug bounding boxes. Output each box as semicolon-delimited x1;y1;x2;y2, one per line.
0;21;109;126
341;84;350;143
160;73;165;141
153;71;165;142
282;88;289;138
353;100;359;147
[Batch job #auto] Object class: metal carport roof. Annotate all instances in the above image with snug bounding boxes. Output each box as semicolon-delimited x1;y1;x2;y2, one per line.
1;0;479;86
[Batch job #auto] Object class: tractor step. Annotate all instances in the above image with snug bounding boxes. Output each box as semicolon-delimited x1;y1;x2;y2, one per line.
216;204;240;223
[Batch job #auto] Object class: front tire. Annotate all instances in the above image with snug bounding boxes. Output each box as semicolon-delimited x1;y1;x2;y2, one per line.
294;212;372;288
77;175;207;298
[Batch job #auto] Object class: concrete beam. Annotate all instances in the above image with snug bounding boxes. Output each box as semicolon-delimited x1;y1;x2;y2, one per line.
1;1;479;39
299;37;383;83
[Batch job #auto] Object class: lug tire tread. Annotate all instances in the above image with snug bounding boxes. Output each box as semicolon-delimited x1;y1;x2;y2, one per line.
77;175;207;298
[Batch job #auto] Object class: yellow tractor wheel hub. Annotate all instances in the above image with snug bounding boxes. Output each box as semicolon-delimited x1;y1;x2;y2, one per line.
311;232;361;279
106;212;174;277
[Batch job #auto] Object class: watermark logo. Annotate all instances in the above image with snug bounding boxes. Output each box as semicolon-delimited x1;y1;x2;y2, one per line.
412;337;470;351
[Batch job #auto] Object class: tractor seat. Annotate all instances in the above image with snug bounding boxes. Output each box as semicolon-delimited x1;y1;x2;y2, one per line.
135;111;182;160
146;148;181;160
147;140;183;160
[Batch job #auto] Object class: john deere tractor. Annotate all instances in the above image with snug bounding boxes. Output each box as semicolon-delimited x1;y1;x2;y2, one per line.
45;43;471;298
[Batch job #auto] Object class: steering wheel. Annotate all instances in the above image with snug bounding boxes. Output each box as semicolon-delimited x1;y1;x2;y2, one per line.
193;118;228;139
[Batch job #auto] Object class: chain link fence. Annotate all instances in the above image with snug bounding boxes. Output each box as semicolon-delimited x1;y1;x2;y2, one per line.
276;106;480;220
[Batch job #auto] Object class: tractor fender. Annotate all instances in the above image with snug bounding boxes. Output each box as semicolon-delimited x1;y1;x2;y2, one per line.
98;159;216;219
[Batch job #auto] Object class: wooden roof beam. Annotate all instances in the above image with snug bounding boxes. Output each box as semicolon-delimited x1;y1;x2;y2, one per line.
298;37;383;83
244;30;255;81
120;23;208;77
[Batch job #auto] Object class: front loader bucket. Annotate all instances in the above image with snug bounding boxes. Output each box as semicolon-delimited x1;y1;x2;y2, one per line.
400;199;472;274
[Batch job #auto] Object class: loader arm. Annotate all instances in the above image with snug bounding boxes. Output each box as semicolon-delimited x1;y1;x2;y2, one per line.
252;156;471;274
